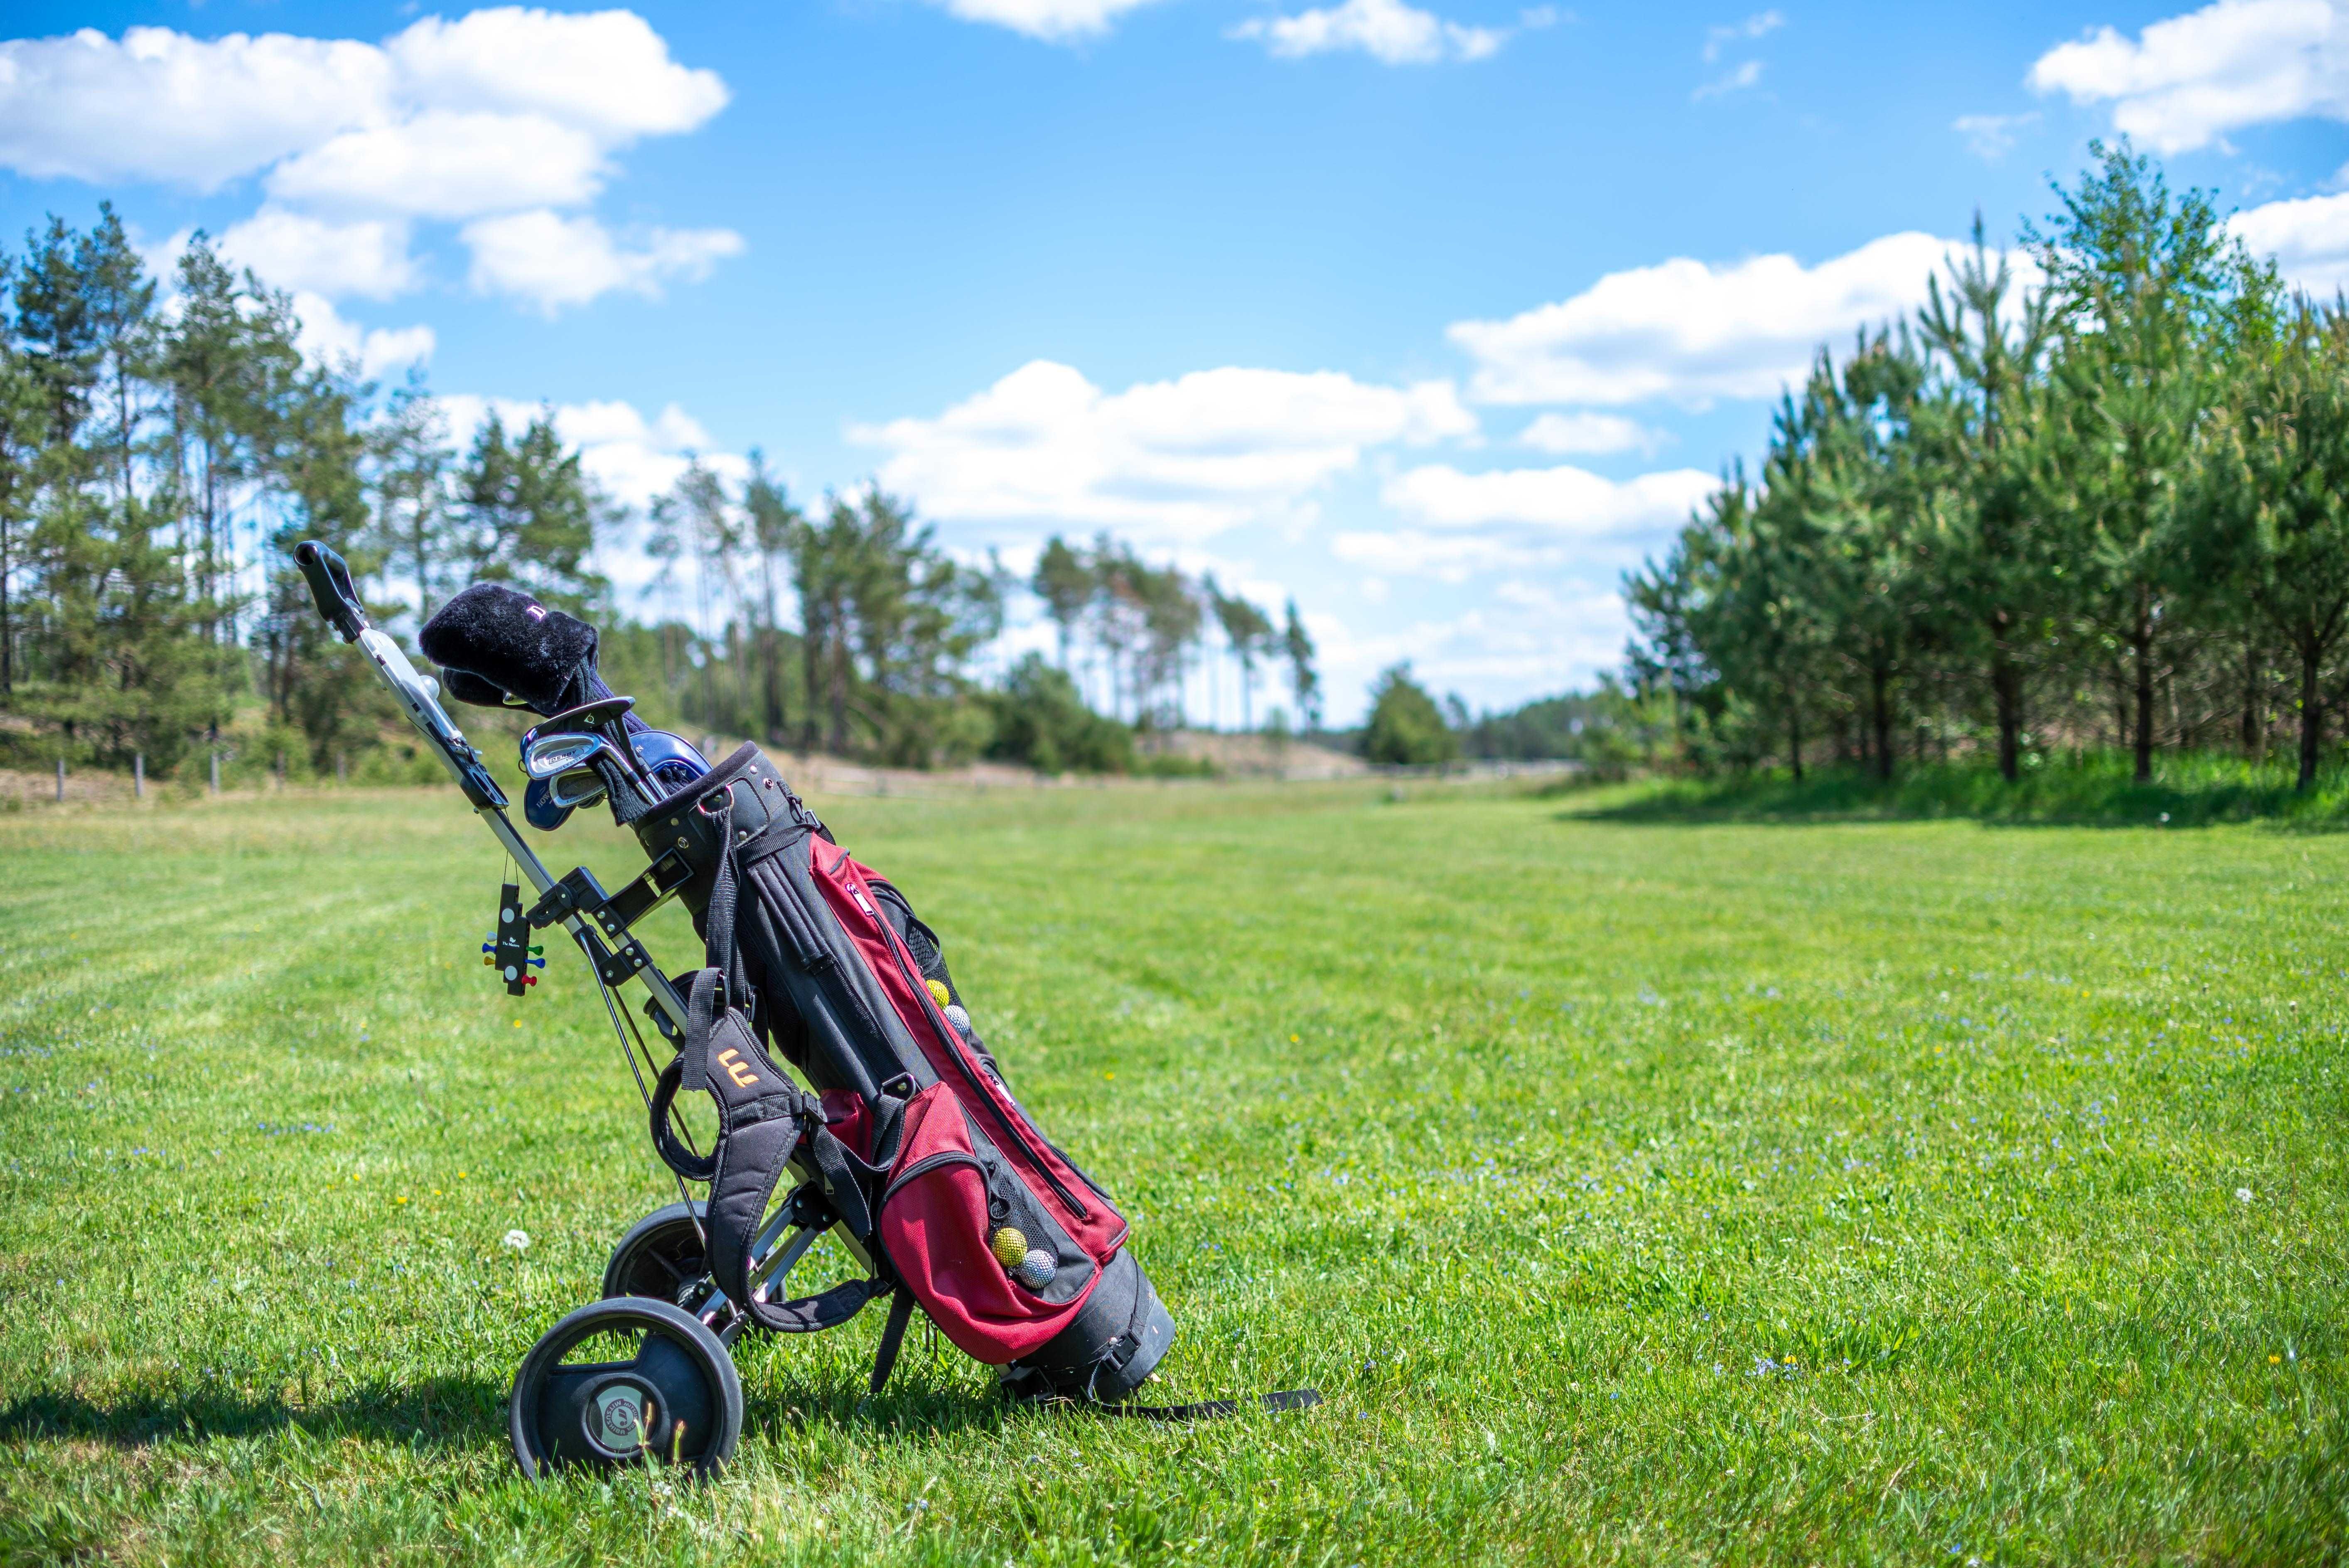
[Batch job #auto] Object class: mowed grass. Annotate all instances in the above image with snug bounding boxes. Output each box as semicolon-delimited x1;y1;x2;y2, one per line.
0;778;2343;1565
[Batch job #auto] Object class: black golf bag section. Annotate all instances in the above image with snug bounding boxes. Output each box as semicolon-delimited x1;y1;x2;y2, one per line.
637;744;1176;1403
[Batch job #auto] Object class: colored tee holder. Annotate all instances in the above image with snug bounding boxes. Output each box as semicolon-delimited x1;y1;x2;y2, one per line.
487;881;545;996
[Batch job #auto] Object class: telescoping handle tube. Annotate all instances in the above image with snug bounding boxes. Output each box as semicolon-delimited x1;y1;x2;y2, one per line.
290;540;507;811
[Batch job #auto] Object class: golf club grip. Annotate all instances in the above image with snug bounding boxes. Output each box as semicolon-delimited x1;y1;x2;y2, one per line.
294;540;368;643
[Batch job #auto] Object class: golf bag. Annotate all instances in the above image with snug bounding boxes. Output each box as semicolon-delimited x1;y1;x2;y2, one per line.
634;745;1175;1402
416;577;1175;1404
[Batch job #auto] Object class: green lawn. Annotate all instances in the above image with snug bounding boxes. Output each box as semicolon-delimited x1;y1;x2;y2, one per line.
0;779;2342;1565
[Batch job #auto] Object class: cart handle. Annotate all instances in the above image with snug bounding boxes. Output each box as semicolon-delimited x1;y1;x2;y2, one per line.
295;540;369;643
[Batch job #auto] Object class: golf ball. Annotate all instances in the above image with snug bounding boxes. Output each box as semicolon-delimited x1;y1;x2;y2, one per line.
926;977;951;1008
991;1226;1029;1267
1014;1249;1058;1290
944;1004;971;1035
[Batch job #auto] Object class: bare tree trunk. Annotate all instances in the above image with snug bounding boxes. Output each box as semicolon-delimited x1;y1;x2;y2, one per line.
761;625;786;744
799;607;823;753
1786;688;1804;782
2299;640;2323;791
826;616;850;755
1870;661;1894;782
1993;672;2021;776
0;515;12;697
2133;613;2156;784
2241;640;2263;758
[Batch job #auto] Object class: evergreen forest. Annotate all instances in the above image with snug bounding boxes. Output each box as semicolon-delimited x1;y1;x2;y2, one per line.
7;144;2349;791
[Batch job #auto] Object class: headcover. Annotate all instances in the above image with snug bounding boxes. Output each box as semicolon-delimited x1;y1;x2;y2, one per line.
420;584;604;716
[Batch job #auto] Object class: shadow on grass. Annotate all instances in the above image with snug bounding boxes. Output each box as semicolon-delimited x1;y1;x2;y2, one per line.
0;1367;1023;1458
1560;754;2349;831
0;1374;509;1453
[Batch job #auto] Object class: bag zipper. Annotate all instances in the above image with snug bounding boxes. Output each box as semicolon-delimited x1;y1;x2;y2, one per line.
878;1149;983;1210
853;869;1093;1222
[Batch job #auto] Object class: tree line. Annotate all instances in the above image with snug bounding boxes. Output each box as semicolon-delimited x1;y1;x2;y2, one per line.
0;208;1324;784
1621;144;2349;789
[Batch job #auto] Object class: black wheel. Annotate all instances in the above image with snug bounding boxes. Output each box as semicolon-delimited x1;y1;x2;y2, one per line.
603;1200;712;1308
509;1296;744;1480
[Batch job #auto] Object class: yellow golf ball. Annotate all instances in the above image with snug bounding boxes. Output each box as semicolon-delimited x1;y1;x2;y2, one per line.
926;978;951;1008
991;1226;1028;1267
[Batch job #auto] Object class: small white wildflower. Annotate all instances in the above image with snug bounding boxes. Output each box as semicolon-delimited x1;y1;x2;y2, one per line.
504;1229;531;1251
2236;1188;2252;1205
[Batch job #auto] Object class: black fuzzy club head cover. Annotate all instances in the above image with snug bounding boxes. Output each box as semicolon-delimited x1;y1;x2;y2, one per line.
420;584;604;715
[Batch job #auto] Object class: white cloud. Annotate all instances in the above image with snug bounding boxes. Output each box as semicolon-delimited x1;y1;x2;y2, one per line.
461;210;746;315
0;10;726;191
384;8;727;137
1693;58;1764;98
1302;590;1632;719
288;292;436;378
1230;0;1507;63
1703;9;1783;62
1953;111;2039;159
0;26;391;189
1382;462;1715;534
1448;231;1959;406
432;392;745;611
0;11;737;311
2028;0;2349;154
924;0;1167;42
2231;188;2349;293
218;209;416;299
852;359;1476;543
1329;462;1714;584
266;110;610;219
1519;411;1667;455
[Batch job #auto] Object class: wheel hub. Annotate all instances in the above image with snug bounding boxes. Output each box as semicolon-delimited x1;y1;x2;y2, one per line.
582;1375;662;1459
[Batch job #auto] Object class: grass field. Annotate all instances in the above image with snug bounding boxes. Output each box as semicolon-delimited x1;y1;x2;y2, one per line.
1;778;2344;1565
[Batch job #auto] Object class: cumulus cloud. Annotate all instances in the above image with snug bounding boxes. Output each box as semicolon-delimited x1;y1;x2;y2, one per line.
1448;231;1960;406
0;10;725;192
461;210;746;314
1302;588;1634;718
429;391;746;612
0;10;738;311
922;0;1168;42
218;209;417;299
434;393;742;512
1328;462;1714;583
287;292;436;378
1519;411;1667;455
2231;188;2349;294
266;110;610;219
1383;461;1714;534
0;26;391;189
1229;0;1508;64
851;359;1476;543
2028;0;2349;154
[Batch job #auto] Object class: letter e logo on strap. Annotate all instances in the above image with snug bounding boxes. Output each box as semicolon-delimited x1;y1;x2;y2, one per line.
716;1047;760;1089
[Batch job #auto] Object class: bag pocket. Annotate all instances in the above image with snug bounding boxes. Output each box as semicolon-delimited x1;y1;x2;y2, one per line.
877;1085;1097;1364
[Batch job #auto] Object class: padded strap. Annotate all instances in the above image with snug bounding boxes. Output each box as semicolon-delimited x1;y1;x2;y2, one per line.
647;1054;719;1181
1110;1389;1324;1421
757;1275;885;1335
700;788;750;1016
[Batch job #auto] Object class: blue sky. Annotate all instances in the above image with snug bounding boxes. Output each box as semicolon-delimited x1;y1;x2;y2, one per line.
7;0;2349;721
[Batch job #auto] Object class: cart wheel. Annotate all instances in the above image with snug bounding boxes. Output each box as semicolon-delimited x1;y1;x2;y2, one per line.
603;1200;712;1308
509;1296;743;1480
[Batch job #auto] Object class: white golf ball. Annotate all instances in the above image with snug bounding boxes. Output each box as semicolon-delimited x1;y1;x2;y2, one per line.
944;1004;971;1035
1013;1248;1057;1289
